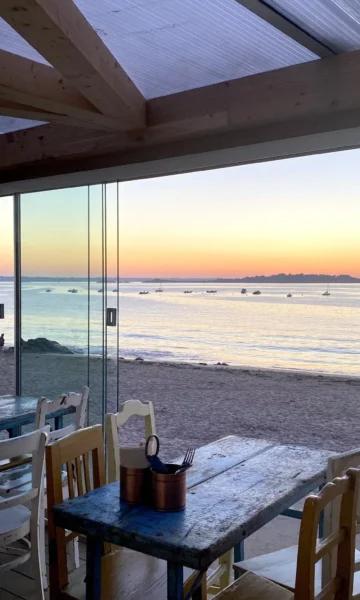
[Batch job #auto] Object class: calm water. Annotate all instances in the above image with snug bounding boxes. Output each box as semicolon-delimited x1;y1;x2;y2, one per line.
0;281;359;376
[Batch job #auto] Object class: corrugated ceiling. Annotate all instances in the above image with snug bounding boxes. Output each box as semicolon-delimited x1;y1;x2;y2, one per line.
0;116;44;135
1;0;360;134
266;0;360;53
74;0;317;99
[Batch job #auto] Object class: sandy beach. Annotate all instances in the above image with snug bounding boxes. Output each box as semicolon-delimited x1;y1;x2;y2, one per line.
1;352;359;458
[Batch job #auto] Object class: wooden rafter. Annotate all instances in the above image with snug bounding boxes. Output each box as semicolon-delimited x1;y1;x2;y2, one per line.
1;50;360;187
0;50;141;130
0;0;145;127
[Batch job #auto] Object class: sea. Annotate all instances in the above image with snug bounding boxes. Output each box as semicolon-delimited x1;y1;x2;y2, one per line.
0;280;359;376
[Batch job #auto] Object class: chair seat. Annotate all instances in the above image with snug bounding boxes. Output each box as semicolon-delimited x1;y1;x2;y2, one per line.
234;545;360;595
213;571;293;599
0;505;30;536
0;463;67;496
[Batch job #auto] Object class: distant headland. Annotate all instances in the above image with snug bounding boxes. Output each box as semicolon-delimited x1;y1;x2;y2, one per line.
0;273;359;283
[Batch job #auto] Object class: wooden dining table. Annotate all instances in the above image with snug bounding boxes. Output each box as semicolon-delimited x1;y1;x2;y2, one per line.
0;394;75;437
53;435;334;600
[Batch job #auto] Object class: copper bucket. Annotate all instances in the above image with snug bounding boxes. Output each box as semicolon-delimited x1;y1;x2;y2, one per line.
151;466;186;511
120;465;150;505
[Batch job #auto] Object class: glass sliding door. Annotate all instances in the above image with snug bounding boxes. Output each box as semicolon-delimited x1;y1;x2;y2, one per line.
18;182;123;425
20;187;93;409
0;195;15;395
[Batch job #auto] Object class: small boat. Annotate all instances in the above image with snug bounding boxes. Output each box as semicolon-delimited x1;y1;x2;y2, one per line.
112;289;119;293
322;290;330;296
155;288;163;293
68;288;78;293
252;290;261;295
206;290;217;294
184;290;193;294
286;293;292;298
98;288;103;293
139;291;149;295
45;289;52;293
241;288;247;294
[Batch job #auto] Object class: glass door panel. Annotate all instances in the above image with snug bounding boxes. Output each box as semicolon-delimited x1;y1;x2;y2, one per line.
0;195;15;395
20;187;91;405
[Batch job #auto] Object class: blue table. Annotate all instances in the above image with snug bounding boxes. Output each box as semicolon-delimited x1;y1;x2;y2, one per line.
53;435;333;599
0;394;75;437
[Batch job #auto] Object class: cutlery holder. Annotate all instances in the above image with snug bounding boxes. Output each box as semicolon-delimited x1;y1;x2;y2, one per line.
120;465;150;505
151;465;186;511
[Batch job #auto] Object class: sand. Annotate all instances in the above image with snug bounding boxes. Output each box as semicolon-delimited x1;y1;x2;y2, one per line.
1;352;359;458
1;351;359;557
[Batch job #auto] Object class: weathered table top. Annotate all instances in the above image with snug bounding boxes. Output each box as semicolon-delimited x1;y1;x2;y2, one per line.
0;394;74;431
53;435;333;571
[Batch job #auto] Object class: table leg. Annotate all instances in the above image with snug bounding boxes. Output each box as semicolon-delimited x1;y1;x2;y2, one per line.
8;425;22;438
54;415;64;430
167;562;183;600
85;535;102;600
234;540;244;579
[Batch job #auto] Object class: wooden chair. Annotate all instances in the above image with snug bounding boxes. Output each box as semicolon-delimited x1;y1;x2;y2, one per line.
105;398;156;483
0;428;48;600
46;425;167;600
213;468;360;600
35;386;89;432
234;448;360;594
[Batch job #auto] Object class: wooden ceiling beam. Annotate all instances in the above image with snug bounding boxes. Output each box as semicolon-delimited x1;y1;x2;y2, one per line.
1;50;360;185
0;0;145;127
0;50;139;130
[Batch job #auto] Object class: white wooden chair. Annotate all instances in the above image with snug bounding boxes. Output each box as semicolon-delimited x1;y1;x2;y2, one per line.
214;468;360;600
233;447;360;595
105;399;156;483
0;387;89;578
35;386;89;431
0;428;48;600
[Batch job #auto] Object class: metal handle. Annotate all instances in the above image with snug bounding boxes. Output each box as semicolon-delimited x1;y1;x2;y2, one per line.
106;307;116;326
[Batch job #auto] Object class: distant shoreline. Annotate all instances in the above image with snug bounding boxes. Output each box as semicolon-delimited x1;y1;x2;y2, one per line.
1;274;360;283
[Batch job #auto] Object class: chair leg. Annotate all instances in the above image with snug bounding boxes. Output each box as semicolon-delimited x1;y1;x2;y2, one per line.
68;537;80;570
31;515;46;600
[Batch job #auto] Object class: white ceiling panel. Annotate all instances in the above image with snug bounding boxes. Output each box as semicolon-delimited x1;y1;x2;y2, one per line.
266;0;360;53
0;116;44;135
74;0;317;99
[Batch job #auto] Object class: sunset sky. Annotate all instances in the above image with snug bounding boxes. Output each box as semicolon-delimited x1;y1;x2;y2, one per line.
1;149;360;277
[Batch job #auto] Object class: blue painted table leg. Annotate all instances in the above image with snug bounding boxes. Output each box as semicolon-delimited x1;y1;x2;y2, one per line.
85;536;102;600
54;415;64;430
8;425;22;438
167;562;183;600
234;540;244;579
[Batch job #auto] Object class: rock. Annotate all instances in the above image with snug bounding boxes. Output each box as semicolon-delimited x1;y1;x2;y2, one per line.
21;337;73;354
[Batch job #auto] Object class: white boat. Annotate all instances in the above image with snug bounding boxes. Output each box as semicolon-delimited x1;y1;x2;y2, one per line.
322;287;330;296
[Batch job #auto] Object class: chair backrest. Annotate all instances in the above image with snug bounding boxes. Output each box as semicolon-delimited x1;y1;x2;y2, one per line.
35;386;89;436
0;429;47;537
295;468;360;600
46;424;104;593
323;449;360;586
105;399;156;483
